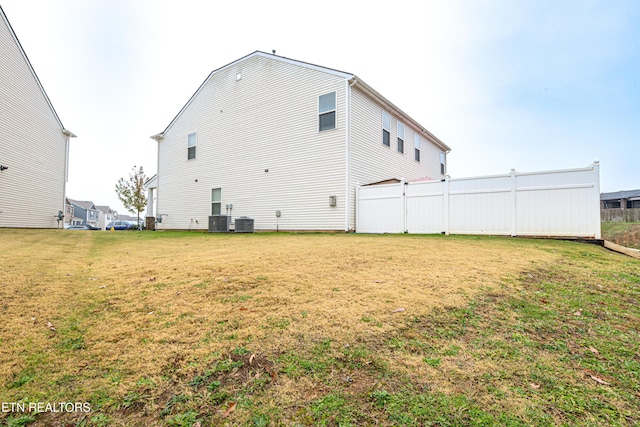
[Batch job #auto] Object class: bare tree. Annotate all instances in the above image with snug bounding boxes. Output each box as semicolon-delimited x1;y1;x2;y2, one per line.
115;165;148;228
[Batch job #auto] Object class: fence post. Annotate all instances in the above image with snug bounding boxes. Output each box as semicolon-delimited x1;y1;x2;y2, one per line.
401;178;407;233
443;176;450;235
510;169;517;237
593;161;601;239
355;184;360;233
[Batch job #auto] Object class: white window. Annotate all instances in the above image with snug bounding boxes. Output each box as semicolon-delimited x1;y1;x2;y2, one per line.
397;122;405;153
382;112;391;146
440;152;446;175
414;134;420;162
187;133;197;160
318;92;336;131
211;188;221;215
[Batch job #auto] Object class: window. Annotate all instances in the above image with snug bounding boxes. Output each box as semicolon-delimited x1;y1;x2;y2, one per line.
187;133;197;160
440;152;446;175
382;112;390;146
414;134;420;161
211;188;221;215
318;92;336;131
397;122;404;153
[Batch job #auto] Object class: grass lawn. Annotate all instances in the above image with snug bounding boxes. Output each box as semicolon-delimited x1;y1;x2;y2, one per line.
602;222;640;249
0;230;639;426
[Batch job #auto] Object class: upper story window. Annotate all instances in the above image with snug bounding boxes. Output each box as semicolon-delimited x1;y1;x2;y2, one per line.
414;133;420;162
440;152;446;174
318;92;336;131
397;122;405;153
382;112;391;146
187;133;197;160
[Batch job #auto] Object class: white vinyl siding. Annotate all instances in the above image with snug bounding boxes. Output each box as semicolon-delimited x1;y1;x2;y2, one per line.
156;54;347;230
0;10;69;228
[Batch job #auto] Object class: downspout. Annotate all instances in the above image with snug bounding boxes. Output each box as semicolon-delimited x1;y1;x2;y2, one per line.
151;133;163;229
61;135;69;227
345;77;357;232
61;129;76;228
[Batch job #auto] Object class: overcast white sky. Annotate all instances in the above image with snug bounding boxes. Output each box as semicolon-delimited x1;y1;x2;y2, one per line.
2;0;638;215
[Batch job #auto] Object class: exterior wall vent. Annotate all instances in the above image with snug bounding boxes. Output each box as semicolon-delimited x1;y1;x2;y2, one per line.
208;215;230;232
235;216;255;233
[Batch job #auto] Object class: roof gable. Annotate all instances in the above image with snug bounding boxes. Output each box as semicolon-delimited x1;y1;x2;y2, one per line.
152;51;353;139
0;5;74;137
68;199;96;210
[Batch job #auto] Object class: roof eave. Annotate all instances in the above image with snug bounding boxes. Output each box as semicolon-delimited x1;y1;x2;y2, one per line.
350;76;451;153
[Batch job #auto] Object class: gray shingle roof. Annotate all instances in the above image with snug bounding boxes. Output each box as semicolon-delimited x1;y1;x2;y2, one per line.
601;189;640;200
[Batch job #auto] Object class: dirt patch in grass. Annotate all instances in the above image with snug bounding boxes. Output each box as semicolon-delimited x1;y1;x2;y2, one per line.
602;222;640;249
1;230;638;426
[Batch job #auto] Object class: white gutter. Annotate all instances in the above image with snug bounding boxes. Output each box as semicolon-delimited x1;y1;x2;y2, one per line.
351;77;451;153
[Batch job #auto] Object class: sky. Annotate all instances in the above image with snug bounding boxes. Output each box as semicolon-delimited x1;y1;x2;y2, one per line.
1;0;638;216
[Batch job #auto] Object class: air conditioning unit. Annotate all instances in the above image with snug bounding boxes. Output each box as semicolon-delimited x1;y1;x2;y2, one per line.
235;216;254;233
208;215;230;232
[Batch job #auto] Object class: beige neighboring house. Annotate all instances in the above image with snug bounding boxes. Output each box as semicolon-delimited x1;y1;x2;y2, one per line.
151;51;451;231
0;6;76;228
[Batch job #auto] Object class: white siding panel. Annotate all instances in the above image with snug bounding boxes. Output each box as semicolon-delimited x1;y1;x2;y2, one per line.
357;184;403;233
0;12;67;228
406;181;444;234
157;55;347;230
515;168;596;237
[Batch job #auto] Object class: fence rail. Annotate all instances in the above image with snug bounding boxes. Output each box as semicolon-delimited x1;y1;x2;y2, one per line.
601;208;640;223
357;163;601;238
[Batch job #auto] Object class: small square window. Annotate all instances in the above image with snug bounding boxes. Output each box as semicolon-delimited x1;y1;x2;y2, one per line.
319;92;336;131
188;133;197;160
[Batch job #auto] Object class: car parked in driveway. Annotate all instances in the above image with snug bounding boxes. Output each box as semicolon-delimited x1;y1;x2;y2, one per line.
106;220;131;230
66;224;101;230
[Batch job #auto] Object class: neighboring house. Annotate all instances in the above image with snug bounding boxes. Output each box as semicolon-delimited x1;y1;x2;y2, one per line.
67;199;100;227
601;189;640;210
96;205;118;230
601;189;640;223
144;174;158;230
150;51;451;231
64;198;82;226
0;5;76;228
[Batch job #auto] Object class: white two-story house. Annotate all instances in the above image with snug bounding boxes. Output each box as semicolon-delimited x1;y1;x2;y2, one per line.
151;51;450;231
0;5;75;228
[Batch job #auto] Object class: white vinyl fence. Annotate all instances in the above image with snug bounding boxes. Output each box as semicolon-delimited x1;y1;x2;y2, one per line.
356;163;601;238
